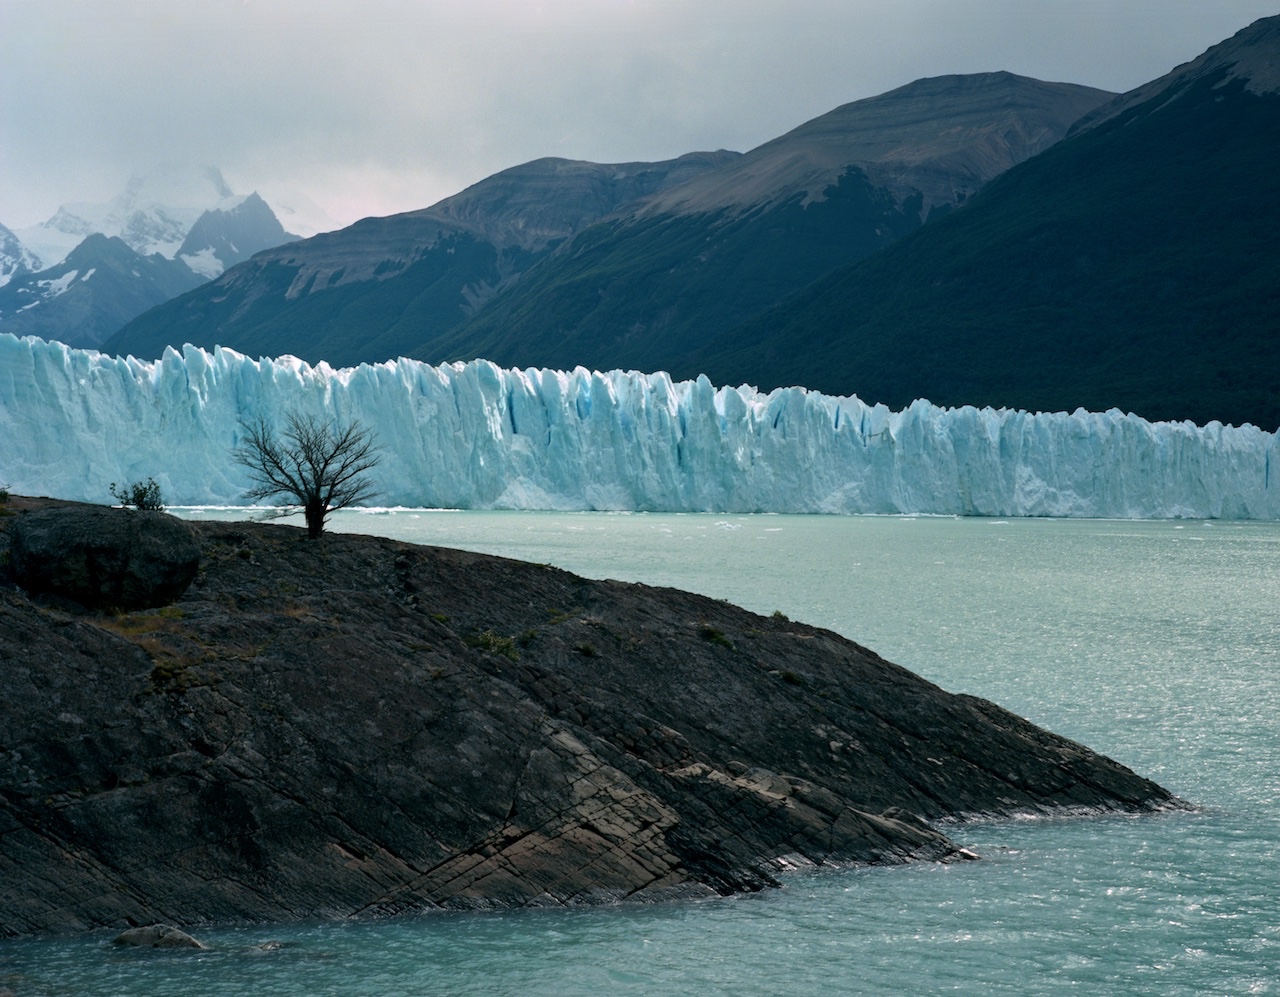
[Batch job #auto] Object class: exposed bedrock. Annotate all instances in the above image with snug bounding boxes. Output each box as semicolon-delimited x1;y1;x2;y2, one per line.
0;499;1178;936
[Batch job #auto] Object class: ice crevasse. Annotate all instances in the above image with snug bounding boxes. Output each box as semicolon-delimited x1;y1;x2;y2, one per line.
0;333;1275;519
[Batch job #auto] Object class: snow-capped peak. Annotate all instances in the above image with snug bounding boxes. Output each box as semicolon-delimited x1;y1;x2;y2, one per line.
0;222;41;289
15;166;242;267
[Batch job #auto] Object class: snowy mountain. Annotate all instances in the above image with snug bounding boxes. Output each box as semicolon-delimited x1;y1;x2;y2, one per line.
15;166;237;270
0;169;300;347
0;223;40;290
0;235;203;348
11;166;300;278
177;192;299;279
1;333;1275;519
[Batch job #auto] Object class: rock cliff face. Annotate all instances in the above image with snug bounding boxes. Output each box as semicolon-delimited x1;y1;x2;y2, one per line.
0;499;1178;936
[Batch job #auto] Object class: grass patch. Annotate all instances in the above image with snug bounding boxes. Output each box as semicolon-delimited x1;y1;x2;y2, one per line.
464;629;520;661
100;611;177;637
698;624;734;649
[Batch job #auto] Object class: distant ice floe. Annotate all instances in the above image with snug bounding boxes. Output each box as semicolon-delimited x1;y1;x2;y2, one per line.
1;333;1276;520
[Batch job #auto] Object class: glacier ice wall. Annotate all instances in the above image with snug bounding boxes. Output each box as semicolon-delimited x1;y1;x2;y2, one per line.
1;333;1276;519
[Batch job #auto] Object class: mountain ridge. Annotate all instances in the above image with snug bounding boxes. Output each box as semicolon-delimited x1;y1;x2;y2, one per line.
635;71;1113;219
106;73;1109;369
691;14;1280;429
0;172;300;348
104;151;742;364
414;72;1111;377
0;234;205;348
1070;13;1280;133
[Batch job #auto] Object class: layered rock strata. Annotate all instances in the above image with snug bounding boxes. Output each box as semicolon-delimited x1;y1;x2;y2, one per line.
0;500;1178;936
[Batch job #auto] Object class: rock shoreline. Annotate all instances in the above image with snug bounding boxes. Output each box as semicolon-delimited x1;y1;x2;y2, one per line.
0;498;1180;936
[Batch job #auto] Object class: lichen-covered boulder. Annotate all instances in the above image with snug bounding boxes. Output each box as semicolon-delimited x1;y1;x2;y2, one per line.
10;505;199;610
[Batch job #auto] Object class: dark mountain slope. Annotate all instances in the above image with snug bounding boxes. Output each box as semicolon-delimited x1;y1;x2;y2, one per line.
697;17;1280;430
430;73;1112;375
425;166;925;374
0;235;204;349
106;153;737;365
105;75;1108;372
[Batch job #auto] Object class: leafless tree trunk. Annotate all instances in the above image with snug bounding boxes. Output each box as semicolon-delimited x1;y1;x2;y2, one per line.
232;413;380;538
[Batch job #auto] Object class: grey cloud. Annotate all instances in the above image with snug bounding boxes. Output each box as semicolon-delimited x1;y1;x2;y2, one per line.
1;0;1275;229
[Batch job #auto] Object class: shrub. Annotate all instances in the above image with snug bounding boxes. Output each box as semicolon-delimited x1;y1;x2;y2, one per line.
110;478;165;511
698;624;733;649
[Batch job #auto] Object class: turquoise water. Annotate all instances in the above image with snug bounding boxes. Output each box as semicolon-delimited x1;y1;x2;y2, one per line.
4;512;1278;995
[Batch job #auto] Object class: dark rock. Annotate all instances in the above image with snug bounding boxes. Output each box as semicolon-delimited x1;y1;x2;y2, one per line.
113;924;208;949
9;504;199;610
0;499;1181;937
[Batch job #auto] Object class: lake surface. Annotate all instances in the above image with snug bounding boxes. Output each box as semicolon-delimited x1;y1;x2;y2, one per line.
4;511;1278;995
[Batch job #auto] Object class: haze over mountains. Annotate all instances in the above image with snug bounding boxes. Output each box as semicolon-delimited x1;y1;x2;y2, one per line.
0;169;299;348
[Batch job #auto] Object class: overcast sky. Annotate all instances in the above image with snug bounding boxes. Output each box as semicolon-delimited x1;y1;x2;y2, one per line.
2;0;1275;231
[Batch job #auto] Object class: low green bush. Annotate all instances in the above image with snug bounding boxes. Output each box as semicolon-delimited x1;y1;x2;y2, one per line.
110;478;165;512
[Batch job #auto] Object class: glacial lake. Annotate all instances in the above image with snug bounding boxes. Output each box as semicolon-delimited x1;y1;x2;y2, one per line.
3;511;1277;995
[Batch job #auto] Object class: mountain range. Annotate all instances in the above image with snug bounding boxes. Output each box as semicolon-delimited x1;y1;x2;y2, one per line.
106;72;1111;372
20;16;1280;429
691;15;1280;429
104;152;742;364
0;170;299;348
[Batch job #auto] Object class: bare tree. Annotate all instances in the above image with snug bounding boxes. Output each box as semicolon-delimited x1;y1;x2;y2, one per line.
232;413;380;538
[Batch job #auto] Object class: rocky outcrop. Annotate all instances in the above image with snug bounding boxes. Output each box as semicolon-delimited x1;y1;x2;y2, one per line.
113;924;208;949
9;504;199;610
0;499;1179;936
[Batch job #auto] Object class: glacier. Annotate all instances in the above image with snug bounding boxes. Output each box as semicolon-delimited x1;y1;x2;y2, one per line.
0;333;1275;520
